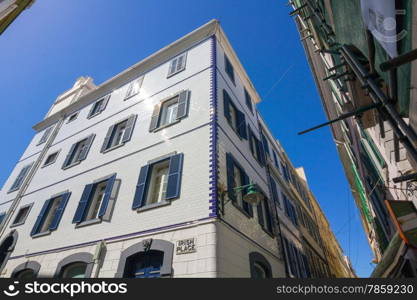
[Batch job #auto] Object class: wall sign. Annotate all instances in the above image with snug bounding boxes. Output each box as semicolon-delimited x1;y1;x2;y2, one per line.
176;238;196;255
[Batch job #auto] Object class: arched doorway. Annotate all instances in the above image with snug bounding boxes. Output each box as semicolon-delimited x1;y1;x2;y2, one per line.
0;231;18;273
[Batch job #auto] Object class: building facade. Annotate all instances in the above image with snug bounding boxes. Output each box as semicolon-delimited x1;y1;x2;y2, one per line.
0;0;35;34
0;20;350;278
290;0;417;277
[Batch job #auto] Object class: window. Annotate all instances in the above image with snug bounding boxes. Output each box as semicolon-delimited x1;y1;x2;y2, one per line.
132;154;184;210
149;91;189;132
62;134;95;169
269;176;280;208
30;192;71;236
249;252;272;278
37;127;53;145
67;112;78;123
223;90;247;139
244;88;253;113
125;77;144;100
101;115;137;152
248;127;265;166
87;95;110;118
283;195;298;226
11;204;32;227
272;150;280;170
125;250;164;278
224;54;235;83
261;132;270;157
9;163;33;192
225;153;253;216
61;263;87;278
167;52;187;77
72;174;117;225
257;198;273;233
43;151;59;167
14;269;37;279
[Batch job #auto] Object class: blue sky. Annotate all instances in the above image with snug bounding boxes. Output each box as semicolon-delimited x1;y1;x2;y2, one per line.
0;0;375;276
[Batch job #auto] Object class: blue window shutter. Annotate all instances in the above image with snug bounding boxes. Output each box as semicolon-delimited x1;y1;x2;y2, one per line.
30;199;52;236
241;170;253;217
244;89;253;113
264;200;273;232
98;174;116;217
166;153;184;200
62;143;77;168
248;126;254;155
270;176;279;205
149;104;161;132
49;192;71;231
38;127;52;145
223;90;231;121
261;133;270;156
78;134;95;161
176;91;189;120
237;111;247;139
257;201;264;227
122;114;137;143
132;164;150;209
10;164;32;191
273;151;279;168
72;184;93;223
101;125;114;153
226;153;236;202
257;139;266;166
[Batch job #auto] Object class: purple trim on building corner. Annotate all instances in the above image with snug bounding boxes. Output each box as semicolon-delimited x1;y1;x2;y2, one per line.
208;35;219;218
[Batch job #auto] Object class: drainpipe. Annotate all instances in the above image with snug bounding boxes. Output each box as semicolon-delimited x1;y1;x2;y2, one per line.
92;240;106;278
0;115;65;237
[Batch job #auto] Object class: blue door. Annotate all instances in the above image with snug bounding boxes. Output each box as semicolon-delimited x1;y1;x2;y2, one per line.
126;250;164;278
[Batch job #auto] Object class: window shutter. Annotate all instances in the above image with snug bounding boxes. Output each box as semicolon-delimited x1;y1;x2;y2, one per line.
168;58;178;76
49;192;71;231
226;153;236;202
223;90;231;121
78;134;95;161
100;95;110;112
30;199;52;236
176;90;189;120
176;53;186;73
264;200;273;232
39;127;52;144
241;170;253;217
101;125;114;153
62;143;77;169
72;184;93;223
149;103;161;132
248;126;254;155
166;153;184;200
269;176;279;205
10;164;31;191
256;139;266;166
237;111;247;139
98;174;116;217
132;164;150;209
122;114;137;143
257;201;264;227
261;133;270;156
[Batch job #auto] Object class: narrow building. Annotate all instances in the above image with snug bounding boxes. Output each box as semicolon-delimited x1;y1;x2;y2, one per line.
0;20;350;278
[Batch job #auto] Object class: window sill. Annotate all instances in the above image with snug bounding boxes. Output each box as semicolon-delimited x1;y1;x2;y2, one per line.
166;68;185;79
137;201;171;212
102;143;125;154
124;92;140;101
10;221;26;228
7;188;20;194
31;231;52;239
62;160;82;170
153;119;181;133
231;202;253;218
42;161;57;168
261;226;275;238
87;111;102;119
75;218;102;228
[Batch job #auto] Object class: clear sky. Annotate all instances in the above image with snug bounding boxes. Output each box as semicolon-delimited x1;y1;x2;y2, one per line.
0;0;375;277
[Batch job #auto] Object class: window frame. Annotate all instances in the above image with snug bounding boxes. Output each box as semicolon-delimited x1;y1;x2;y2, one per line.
101;115;137;153
42;150;60;168
72;174;118;227
167;52;187;78
87;95;110;119
124;76;144;100
10;203;33;227
67;112;79;123
62;134;95;170
249;252;272;278
223;90;247;140
8;163;33;193
224;54;235;84
37;126;53;146
244;88;253;114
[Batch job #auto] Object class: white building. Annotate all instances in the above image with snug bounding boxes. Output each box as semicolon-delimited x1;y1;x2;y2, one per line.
0;20;332;278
